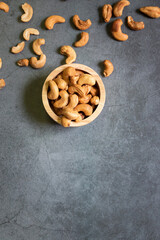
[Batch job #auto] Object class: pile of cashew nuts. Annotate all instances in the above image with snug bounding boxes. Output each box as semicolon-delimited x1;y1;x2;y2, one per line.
47;67;100;127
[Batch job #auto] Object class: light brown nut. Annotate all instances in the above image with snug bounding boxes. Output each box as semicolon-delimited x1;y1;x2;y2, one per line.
23;28;39;41
113;0;130;17
32;38;45;55
74;104;93;116
62;67;76;83
139;6;160;18
61;108;80;120
53;90;69;108
0;79;5;89
78;74;96;86
73;15;92;30
82;85;92;95
30;54;46;69
0;2;9;12
45;15;65;30
61;116;71;127
21;3;33;22
75;112;85;122
90;86;99;97
78;94;92;104
68;84;85;97
70;75;79;85
103;60;114;77
64;94;79;109
102;4;112;23
17;59;29;67
74;32;89;47
90;96;100;105
127;16;145;31
0;58;2;69
54;76;68;90
11;41;25;54
111;19;128;41
47;80;59;100
60;46;76;64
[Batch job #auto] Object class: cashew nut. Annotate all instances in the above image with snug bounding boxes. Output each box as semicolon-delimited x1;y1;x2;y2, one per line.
102;4;112;23
74;32;89;47
61;116;71;127
60;46;76;64
70;75;79;85
47;80;59;100
90;96;100;105
0;58;2;69
74;104;93;116
82;85;92;95
53;90;69;108
90;86;99;97
103;60;114;77
21;3;33;22
78;94;92;104
111;19;128;41
127;16;145;31
139;6;160;19
113;0;130;17
45;15;65;30
23;28;39;41
32;38;45;55
78;74;96;86
11;41;25;54
17;59;29;67
0;79;5;89
75;112;85;122
73;15;92;30
68;84;85;97
61;108;80;120
0;2;9;12
54;76;68;90
62;67;76;83
30;54;46;69
64;94;79;109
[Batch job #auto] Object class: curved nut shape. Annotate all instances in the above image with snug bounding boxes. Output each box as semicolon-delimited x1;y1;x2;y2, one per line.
78;74;96;86
62;67;76;83
139;6;160;18
82;85;92;95
74;104;93;116
0;58;2;69
30;54;46;69
74;32;89;47
48;80;59;100
70;75;79;85
113;0;130;17
127;16;144;31
11;41;25;54
32;38;45;55
90;86;99;96
17;59;29;67
61;108;80;120
61;116;71;127
0;79;5;89
60;46;76;64
54;76;68;90
0;2;9;12
45;15;65;30
102;4;112;23
68;84;85;97
23;28;39;41
111;19;128;41
103;60;114;77
53;90;69;108
79;94;92;104
90;96;100;105
21;3;33;22
64;94;79;109
73;15;92;30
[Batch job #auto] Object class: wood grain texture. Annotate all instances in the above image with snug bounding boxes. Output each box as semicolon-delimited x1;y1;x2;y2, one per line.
42;64;106;127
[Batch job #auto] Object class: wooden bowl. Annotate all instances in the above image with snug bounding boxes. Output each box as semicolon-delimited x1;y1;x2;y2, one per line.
42;64;106;127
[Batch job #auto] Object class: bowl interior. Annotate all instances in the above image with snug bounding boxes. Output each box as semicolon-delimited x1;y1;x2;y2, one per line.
42;63;106;127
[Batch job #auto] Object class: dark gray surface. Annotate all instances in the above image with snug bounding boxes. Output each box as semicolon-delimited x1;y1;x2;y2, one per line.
0;0;160;239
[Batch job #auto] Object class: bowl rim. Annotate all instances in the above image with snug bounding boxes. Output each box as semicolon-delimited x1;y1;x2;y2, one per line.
42;63;106;127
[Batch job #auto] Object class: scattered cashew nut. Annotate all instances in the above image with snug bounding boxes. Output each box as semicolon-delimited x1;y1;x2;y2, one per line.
11;41;25;54
32;38;45;55
127;16;145;31
23;28;39;41
103;60;114;77
78;74;96;86
61;116;71;127
102;4;112;23
139;6;160;19
45;15;65;30
90;96;100;105
73;15;92;30
0;2;9;12
0;79;5;89
30;54;46;69
53;90;69;108
0;58;2;69
74;32;89;47
60;46;76;64
21;3;33;22
111;19;128;41
17;59;29;67
48;80;59;100
113;0;130;17
74;104;93;116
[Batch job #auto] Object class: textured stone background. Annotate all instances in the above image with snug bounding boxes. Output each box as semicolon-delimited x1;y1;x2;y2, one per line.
0;0;160;239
